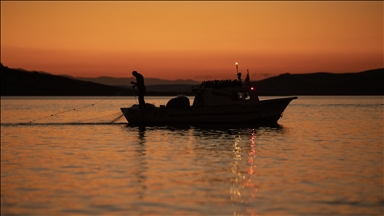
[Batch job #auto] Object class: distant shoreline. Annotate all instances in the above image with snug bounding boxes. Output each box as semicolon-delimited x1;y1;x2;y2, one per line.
1;64;383;96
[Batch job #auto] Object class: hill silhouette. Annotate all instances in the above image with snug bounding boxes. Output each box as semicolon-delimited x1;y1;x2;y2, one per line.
252;69;383;95
0;64;129;96
0;64;194;96
1;63;383;96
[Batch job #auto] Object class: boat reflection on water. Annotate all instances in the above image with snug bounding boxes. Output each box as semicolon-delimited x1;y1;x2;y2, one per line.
128;122;285;132
125;124;285;215
230;129;258;215
135;126;147;200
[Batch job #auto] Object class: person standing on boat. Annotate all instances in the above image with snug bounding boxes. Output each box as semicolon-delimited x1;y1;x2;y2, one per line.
131;71;146;109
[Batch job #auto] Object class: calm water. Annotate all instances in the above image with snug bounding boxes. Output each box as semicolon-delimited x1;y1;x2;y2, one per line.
1;96;383;215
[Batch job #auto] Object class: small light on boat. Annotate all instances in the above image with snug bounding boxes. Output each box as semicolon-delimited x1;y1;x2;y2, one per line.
250;87;254;90
235;62;238;65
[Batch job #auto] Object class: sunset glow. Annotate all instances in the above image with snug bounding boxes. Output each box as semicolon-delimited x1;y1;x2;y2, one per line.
1;1;382;81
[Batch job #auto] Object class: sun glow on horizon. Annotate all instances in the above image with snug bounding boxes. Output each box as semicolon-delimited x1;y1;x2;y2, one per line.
1;1;382;81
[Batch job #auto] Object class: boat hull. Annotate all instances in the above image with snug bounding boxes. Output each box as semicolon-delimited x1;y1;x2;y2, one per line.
120;97;297;126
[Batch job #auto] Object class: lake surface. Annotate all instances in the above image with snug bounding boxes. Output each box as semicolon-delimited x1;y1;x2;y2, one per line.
1;96;383;215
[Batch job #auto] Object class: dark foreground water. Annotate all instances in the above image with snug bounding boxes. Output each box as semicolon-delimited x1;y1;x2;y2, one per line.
1;96;383;215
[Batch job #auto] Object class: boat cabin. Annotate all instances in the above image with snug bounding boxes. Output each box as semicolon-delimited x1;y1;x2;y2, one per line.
191;80;259;107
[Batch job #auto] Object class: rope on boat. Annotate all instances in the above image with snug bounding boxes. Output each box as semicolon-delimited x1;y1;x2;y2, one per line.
132;85;139;104
28;87;129;124
64;111;124;124
110;112;124;123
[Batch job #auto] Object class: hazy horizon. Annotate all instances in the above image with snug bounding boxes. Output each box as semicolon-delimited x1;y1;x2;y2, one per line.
3;63;382;83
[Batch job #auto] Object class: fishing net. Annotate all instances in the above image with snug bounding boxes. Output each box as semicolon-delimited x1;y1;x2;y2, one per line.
3;87;133;126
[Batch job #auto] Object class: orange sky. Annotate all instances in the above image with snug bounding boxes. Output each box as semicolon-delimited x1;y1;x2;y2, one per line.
1;1;383;81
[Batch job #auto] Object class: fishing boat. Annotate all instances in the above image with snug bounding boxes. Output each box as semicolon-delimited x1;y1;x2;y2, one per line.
120;67;297;126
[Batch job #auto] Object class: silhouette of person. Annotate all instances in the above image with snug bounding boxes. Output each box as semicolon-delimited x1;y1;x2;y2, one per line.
131;71;146;109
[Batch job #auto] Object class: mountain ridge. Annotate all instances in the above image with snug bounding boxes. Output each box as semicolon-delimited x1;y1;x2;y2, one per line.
252;68;383;95
1;63;383;96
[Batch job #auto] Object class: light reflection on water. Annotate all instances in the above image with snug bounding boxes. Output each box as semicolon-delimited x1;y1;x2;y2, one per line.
1;96;383;215
230;129;258;215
